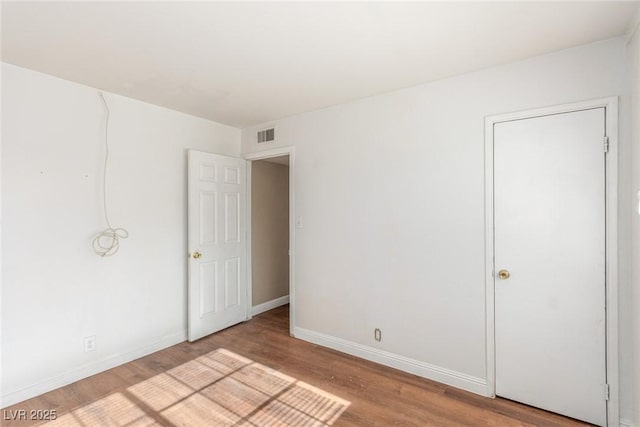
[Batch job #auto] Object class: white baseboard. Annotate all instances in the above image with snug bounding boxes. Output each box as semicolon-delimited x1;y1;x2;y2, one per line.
1;330;187;408
251;295;289;316
293;327;488;396
620;419;635;427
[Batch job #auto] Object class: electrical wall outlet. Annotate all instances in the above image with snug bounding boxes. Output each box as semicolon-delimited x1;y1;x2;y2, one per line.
84;335;96;352
374;328;382;342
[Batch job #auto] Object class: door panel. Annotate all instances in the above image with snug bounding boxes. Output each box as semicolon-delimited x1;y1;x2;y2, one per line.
188;150;247;341
494;108;606;426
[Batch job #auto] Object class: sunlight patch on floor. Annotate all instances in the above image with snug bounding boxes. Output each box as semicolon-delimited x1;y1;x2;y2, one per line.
39;348;350;426
41;393;159;426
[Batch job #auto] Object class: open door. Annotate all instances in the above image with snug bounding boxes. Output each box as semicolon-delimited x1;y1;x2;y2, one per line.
188;150;247;341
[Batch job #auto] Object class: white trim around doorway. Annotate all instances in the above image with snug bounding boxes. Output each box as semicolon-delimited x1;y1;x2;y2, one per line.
245;146;296;336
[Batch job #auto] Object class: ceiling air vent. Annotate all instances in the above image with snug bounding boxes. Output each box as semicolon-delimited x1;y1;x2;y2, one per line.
257;128;275;144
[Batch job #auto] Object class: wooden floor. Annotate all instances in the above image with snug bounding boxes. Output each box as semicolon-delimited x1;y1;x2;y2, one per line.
3;305;590;426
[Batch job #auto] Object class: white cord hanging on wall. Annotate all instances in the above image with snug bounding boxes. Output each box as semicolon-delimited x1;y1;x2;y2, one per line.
92;92;128;257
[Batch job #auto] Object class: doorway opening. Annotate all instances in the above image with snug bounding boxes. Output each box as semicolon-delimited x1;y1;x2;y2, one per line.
246;148;295;336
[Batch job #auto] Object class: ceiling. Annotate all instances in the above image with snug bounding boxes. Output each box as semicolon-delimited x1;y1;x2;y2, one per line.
2;2;638;128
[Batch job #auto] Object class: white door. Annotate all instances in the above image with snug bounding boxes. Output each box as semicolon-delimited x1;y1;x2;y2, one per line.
494;108;607;425
188;150;247;341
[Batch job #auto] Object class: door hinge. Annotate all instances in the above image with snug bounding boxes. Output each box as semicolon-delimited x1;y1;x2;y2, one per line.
603;136;609;153
604;383;610;401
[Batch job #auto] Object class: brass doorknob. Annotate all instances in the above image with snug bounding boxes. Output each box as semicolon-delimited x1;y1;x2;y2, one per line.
192;251;202;259
498;269;510;280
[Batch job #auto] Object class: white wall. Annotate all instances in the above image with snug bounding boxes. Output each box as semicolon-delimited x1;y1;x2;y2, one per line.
242;37;633;420
1;63;241;406
628;10;640;427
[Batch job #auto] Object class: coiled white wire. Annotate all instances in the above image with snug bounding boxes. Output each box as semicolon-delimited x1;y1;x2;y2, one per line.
92;92;128;257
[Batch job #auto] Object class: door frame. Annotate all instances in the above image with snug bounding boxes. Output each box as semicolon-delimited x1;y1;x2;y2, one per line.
484;97;619;425
244;146;296;336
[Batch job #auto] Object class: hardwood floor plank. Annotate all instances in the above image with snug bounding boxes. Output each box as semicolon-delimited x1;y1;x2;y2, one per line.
2;305;590;426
